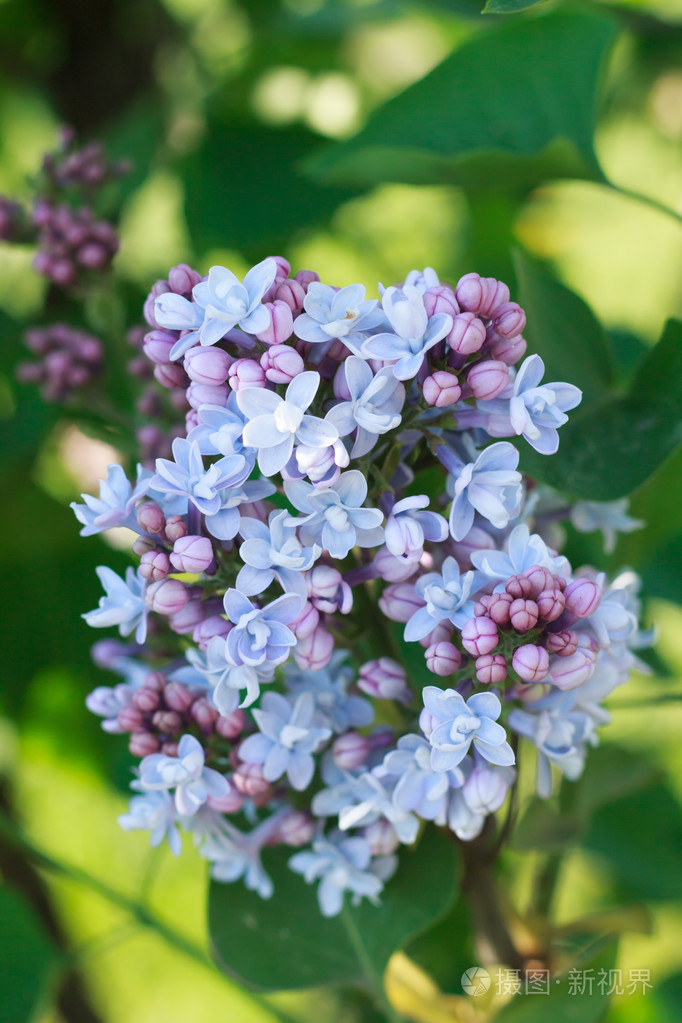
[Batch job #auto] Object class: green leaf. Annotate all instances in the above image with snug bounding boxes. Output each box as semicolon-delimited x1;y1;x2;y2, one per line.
513;798;583;852
484;0;547;12
209;828;459;991
519;319;682;500
513;251;614;408
306;9;616;190
0;885;56;1023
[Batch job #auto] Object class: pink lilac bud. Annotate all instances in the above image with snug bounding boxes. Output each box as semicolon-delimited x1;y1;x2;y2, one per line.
146;578;188;616
509;598;539;633
378;583;423;622
545;629;578;657
228;358;266;391
161;741;180;757
233;762;271;797
117;706;143;732
333;732;371;771
255;300;294;345
455;273;510;318
163;681;193;713
364;819;399;856
423;284;459;320
133;687;160;713
191;696;219;734
169;595;205;635
423;370;461;407
447;312;487;355
154;363;187;390
307;565;352;614
216;709;246;739
139;551;170;582
193;615;231;650
274;278;306;313
294;626;334;670
491;334;527;365
505;574;533;599
536;588;566;623
132;536;156;557
129;731;160;757
493;302;526;339
144;671;167;692
523;565;554;598
373;546;418;582
461;616;498;657
564;579;601;618
170;535;213;574
358;658;410;702
419;623;452;649
476;653;507;685
186;381;228;409
168;263;201;294
276;810;315;848
467;360;509;400
425;642;462;676
294;269;320;290
549;649;596;690
289;600;320;639
207;780;244;814
260;343;304;384
184;346;232;386
164;515;188;543
152;710;182;734
512;644;549;682
333;363;352;401
451;525;495;570
143;330;176;364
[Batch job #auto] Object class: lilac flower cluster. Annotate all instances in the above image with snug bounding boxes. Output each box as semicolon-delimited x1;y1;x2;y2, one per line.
76;258;645;918
16;323;103;401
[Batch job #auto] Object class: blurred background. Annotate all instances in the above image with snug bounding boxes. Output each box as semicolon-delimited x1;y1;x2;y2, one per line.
1;0;682;1021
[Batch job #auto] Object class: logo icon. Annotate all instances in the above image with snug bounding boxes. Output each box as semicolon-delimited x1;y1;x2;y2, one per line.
461;967;492;996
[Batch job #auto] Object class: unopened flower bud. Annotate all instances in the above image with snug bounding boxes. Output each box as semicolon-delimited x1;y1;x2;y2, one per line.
152;710;182;734
425;642;462;676
455;273;509;318
143;330;175;364
146;578;188;616
132;687;161;713
523;565;554;597
294;625;334;671
233;762;271;797
184;346;232;386
164;515;188;543
216;709;246;740
169;595;205;635
163;681;193;713
332;732;371;771
564;579;601;618
137;502;166;534
463;765;510;814
493;301;526;339
461;616;498;656
160;741;180;757
476;653;507;685
255;300;294;345
191;696;219;734
186;381;228;410
447;312;486;355
154;363;187;389
363;819;399;856
378;583;423;622
129;731;160;757
207;779;244;814
294;269;320;290
467;360;509;400
274;278;306;313
373;546;418;582
132;536;156;557
423;370;461;407
545;629;578;657
275;810;315;847
549;649;596;690
228;358;266;391
139;551;170;581
260;343;304;384
117;706;143;732
168;263;201;294
358;658;410;702
307;565;352;614
170;535;214;574
491;335;527;365
512;644;549;682
536;588;566;623
423;284;459;320
289;600;320;639
505;574;533;599
509;598;539;633
193;615;231;650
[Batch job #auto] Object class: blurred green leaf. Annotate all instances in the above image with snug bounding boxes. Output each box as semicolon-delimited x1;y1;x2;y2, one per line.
519;319;682;499
513;250;614;407
484;0;547;12
0;885;56;1023
639;532;682;606
306;9;616;190
513;798;583;852
209;827;459;991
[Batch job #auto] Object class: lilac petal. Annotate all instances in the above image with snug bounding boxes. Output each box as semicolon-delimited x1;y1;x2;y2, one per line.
258;438;294;476
467;692;501;720
286;371;320;411
287;752;315;791
474;738;516;767
236;387;281;420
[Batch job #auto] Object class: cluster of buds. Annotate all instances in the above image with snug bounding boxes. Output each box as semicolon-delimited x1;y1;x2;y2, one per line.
31;200;119;287
16;323;103;401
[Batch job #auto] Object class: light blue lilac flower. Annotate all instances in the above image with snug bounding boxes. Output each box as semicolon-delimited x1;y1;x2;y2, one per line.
187;395;250;460
289;833;395;917
223;589;300;668
471;523;569;583
86;683;133;733
83;566;148;643
379;734;465;824
476;355;582;455
71;463;149;537
118;787;181;855
384;495;448;561
403;266;440;293
508;697;594;797
236;509;321;599
283;651;374;733
153;293;205;361
420;687;515;770
186;640;274;712
151;437;249;516
239;691;332;790
139;734;228;815
576;574;638;651
284;470;384;559
326;357;405;457
446;441;523;541
292;435;350;486
404;557;478;642
570;499;644;555
362;285;452;381
204;479;276;542
201;812;285;898
237;371;338;476
312;768;419;844
447;787;486;841
293;283;384;357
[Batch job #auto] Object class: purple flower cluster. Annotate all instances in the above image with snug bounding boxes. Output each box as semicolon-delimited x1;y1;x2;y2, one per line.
75;257;645;917
16;323;103;401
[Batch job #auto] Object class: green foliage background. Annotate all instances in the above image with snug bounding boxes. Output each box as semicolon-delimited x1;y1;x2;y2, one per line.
0;0;681;1020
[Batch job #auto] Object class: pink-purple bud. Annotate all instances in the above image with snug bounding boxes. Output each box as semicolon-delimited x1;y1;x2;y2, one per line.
170;535;214;574
423;370;461;407
255;300;295;345
373;546;419;582
168;263;201;295
163;681;194;713
139;550;170;581
455;273;510;318
422;284;459;320
294;625;334;671
493;302;526;339
358;657;410;702
154;363;187;390
488;592;514;627
215;709;246;740
274;278;306;313
447;312;487;355
425;642;462;676
233;762;271;797
143;330;176;364
276;810;315;847
512;644;549;682
461;616;498;656
260;343;304;384
564;579;601;618
294;269;320;290
152;710;182;734
545;629;578;657
117;706;143;732
184;346;232;386
131;536;156;557
467;360;509;400
491;334;527;365
168;595;205;635
509;598;539;633
536;588;566;623
523;565;554;598
146;578;188;616
129;731;160;757
307;565;352;614
191;696;219;734
363;819;399;856
186;381;228;410
476;653;507;685
228;358;266;391
289;600;320;640
332;732;371;771
193;615;231;650
207;780;244;814
378;583;423;623
505;574;533;600
160;741;180;757
164;515;188;543
549;649;596;690
132;687;160;713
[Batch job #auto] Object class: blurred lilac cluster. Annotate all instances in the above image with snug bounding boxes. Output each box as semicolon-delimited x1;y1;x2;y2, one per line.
75;257;646;917
16;323;103;401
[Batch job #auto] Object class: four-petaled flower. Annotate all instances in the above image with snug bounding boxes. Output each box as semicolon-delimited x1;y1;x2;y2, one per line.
289;833;395;917
71;463;149;536
139;734;228;815
420;687;515;770
447;441;523;541
223;589;301;667
293;282;384;357
362;285;452;380
151;437;249;516
327;357;405;457
285;471;384;559
82;566;148;643
239;691;332;790
404;557;477;642
237;508;321;599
